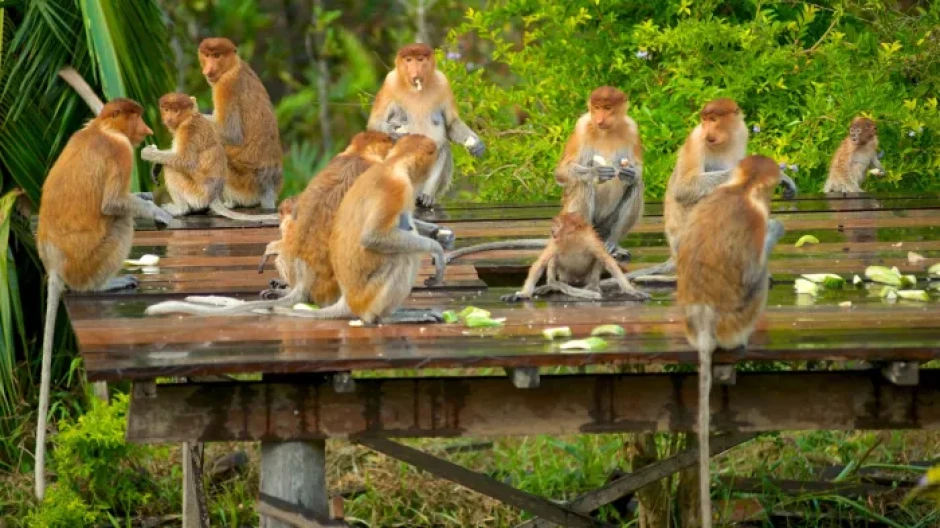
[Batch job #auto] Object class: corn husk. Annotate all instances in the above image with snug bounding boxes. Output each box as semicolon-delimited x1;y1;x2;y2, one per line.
441;310;459;323
801;274;845;288
292;303;319;311
591;324;626;337
898;290;930;302
794;235;819;247
865;266;903;287
929;263;940;277
794;278;819;296
124;254;160;267
542;327;572;340
465;315;506;328
559;337;608;351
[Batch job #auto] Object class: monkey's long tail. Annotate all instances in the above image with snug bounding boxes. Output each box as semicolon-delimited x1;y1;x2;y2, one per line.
210;201;279;222
689;304;718;528
624;258;676;280
36;274;64;501
444;240;548;264
271;297;354;319
144;285;307;316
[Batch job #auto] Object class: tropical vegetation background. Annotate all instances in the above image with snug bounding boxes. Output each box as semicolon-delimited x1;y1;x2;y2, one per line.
1;0;939;525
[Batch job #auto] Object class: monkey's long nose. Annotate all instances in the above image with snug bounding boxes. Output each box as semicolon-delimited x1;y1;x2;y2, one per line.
202;65;214;78
142;123;154;136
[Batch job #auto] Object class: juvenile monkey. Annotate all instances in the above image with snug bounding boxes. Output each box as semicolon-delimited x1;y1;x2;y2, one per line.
676;155;786;528
501;212;650;302
823;116;885;193
145;132;398;316
198;37;282;209
142;92;280;221
273;134;447;324
445;87;645;265
258;195;299;285
35;99;172;500
368;43;483;245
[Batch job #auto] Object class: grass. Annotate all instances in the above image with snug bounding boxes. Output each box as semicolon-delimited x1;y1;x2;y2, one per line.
2;420;939;526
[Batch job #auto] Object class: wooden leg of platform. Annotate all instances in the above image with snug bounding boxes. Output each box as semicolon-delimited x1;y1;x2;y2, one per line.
260;440;329;528
93;381;109;402
182;442;209;528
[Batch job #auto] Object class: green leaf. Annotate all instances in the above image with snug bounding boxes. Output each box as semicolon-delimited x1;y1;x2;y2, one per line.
0;189;22;414
78;0;125;100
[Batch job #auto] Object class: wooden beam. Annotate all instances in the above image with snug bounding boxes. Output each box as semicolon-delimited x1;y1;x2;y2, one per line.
358;438;605;527
518;433;756;528
260;441;329;528
126;371;940;443
182;442;208;528
718;477;899;497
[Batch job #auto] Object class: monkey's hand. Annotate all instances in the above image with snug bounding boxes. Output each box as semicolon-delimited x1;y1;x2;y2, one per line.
135;192;154;202
778;172;798;200
595;165;616;182
500;291;531;303
466;137;485;158
424;249;446;287
416;193;436;209
617;164;638;185
140;145;160;162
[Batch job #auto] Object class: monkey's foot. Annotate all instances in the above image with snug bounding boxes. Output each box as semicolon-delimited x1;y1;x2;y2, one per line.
269;278;289;290
101;276;140;292
135;192;154;202
500;291;531;303
383;309;445;324
605;242;632;261
161;203;187;217
613;289;651;302
260;288;289;300
416;193;436;209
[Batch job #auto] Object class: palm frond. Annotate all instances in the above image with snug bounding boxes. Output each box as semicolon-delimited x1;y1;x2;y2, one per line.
0;189;24;415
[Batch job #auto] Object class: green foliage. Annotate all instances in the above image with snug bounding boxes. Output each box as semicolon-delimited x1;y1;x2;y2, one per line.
441;0;940;202
26;393;164;524
23;484;96;528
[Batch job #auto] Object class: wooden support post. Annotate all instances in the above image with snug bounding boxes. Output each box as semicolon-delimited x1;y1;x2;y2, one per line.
332;372;355;394
93;381;109;402
258;492;347;527
260;440;329;528
182;442;208;528
882;361;919;386
507;367;540;389
712;365;736;385
359;438;606;527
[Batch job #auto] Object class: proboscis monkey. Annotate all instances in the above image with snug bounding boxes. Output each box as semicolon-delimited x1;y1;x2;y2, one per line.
142;92;280;221
676;155;786;528
624;97;795;280
259;196;299;286
198;37;283;210
144;132;398;316
35;99;172;500
501;212;650;302
445;86;646;265
823;116;885;193
273;134;447;324
368;43;484;246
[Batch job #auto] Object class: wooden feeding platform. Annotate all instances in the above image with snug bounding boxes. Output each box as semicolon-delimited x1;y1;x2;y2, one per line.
61;192;940;527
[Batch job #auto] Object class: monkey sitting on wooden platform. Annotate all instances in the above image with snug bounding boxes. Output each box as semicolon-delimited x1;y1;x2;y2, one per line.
501;212;650;303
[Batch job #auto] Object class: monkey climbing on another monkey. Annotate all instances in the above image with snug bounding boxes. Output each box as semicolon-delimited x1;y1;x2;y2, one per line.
501;212;650;303
198;37;283;210
368;43;484;247
144;132;396;316
823;116;885;193
444;86;646;265
623;97;797;281
142;92;281;221
35;99;172;500
676;155;786;528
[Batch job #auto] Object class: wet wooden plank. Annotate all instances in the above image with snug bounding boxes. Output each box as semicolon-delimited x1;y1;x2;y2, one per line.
125;370;940;443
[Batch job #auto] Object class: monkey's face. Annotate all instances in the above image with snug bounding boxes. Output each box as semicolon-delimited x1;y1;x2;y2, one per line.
398;54;433;90
159;106;191;131
113;113;153;147
701;113;741;149
849;119;876;146
590;103;619;130
199;50;236;84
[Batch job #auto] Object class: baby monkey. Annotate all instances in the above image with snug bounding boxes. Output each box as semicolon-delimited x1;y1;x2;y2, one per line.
142;92;279;221
823;116;885;193
258;195;299;286
502;212;650;302
676;155;786;528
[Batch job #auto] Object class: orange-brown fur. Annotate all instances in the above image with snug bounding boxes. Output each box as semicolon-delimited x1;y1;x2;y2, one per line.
261;195;299;283
506;212;648;302
556;87;644;254
35;98;168;501
286;131;395;305
330;134;440;321
367;44;483;207
38;99;154;290
664;98;749;257
824;116;883;193
676;155;784;528
199;37;282;208
145;93;227;215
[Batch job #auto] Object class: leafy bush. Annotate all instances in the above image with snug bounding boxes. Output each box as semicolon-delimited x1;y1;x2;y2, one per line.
26;393;167;524
440;0;940;202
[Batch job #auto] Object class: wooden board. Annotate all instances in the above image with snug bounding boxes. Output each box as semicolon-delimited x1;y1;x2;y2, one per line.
61;193;940;382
